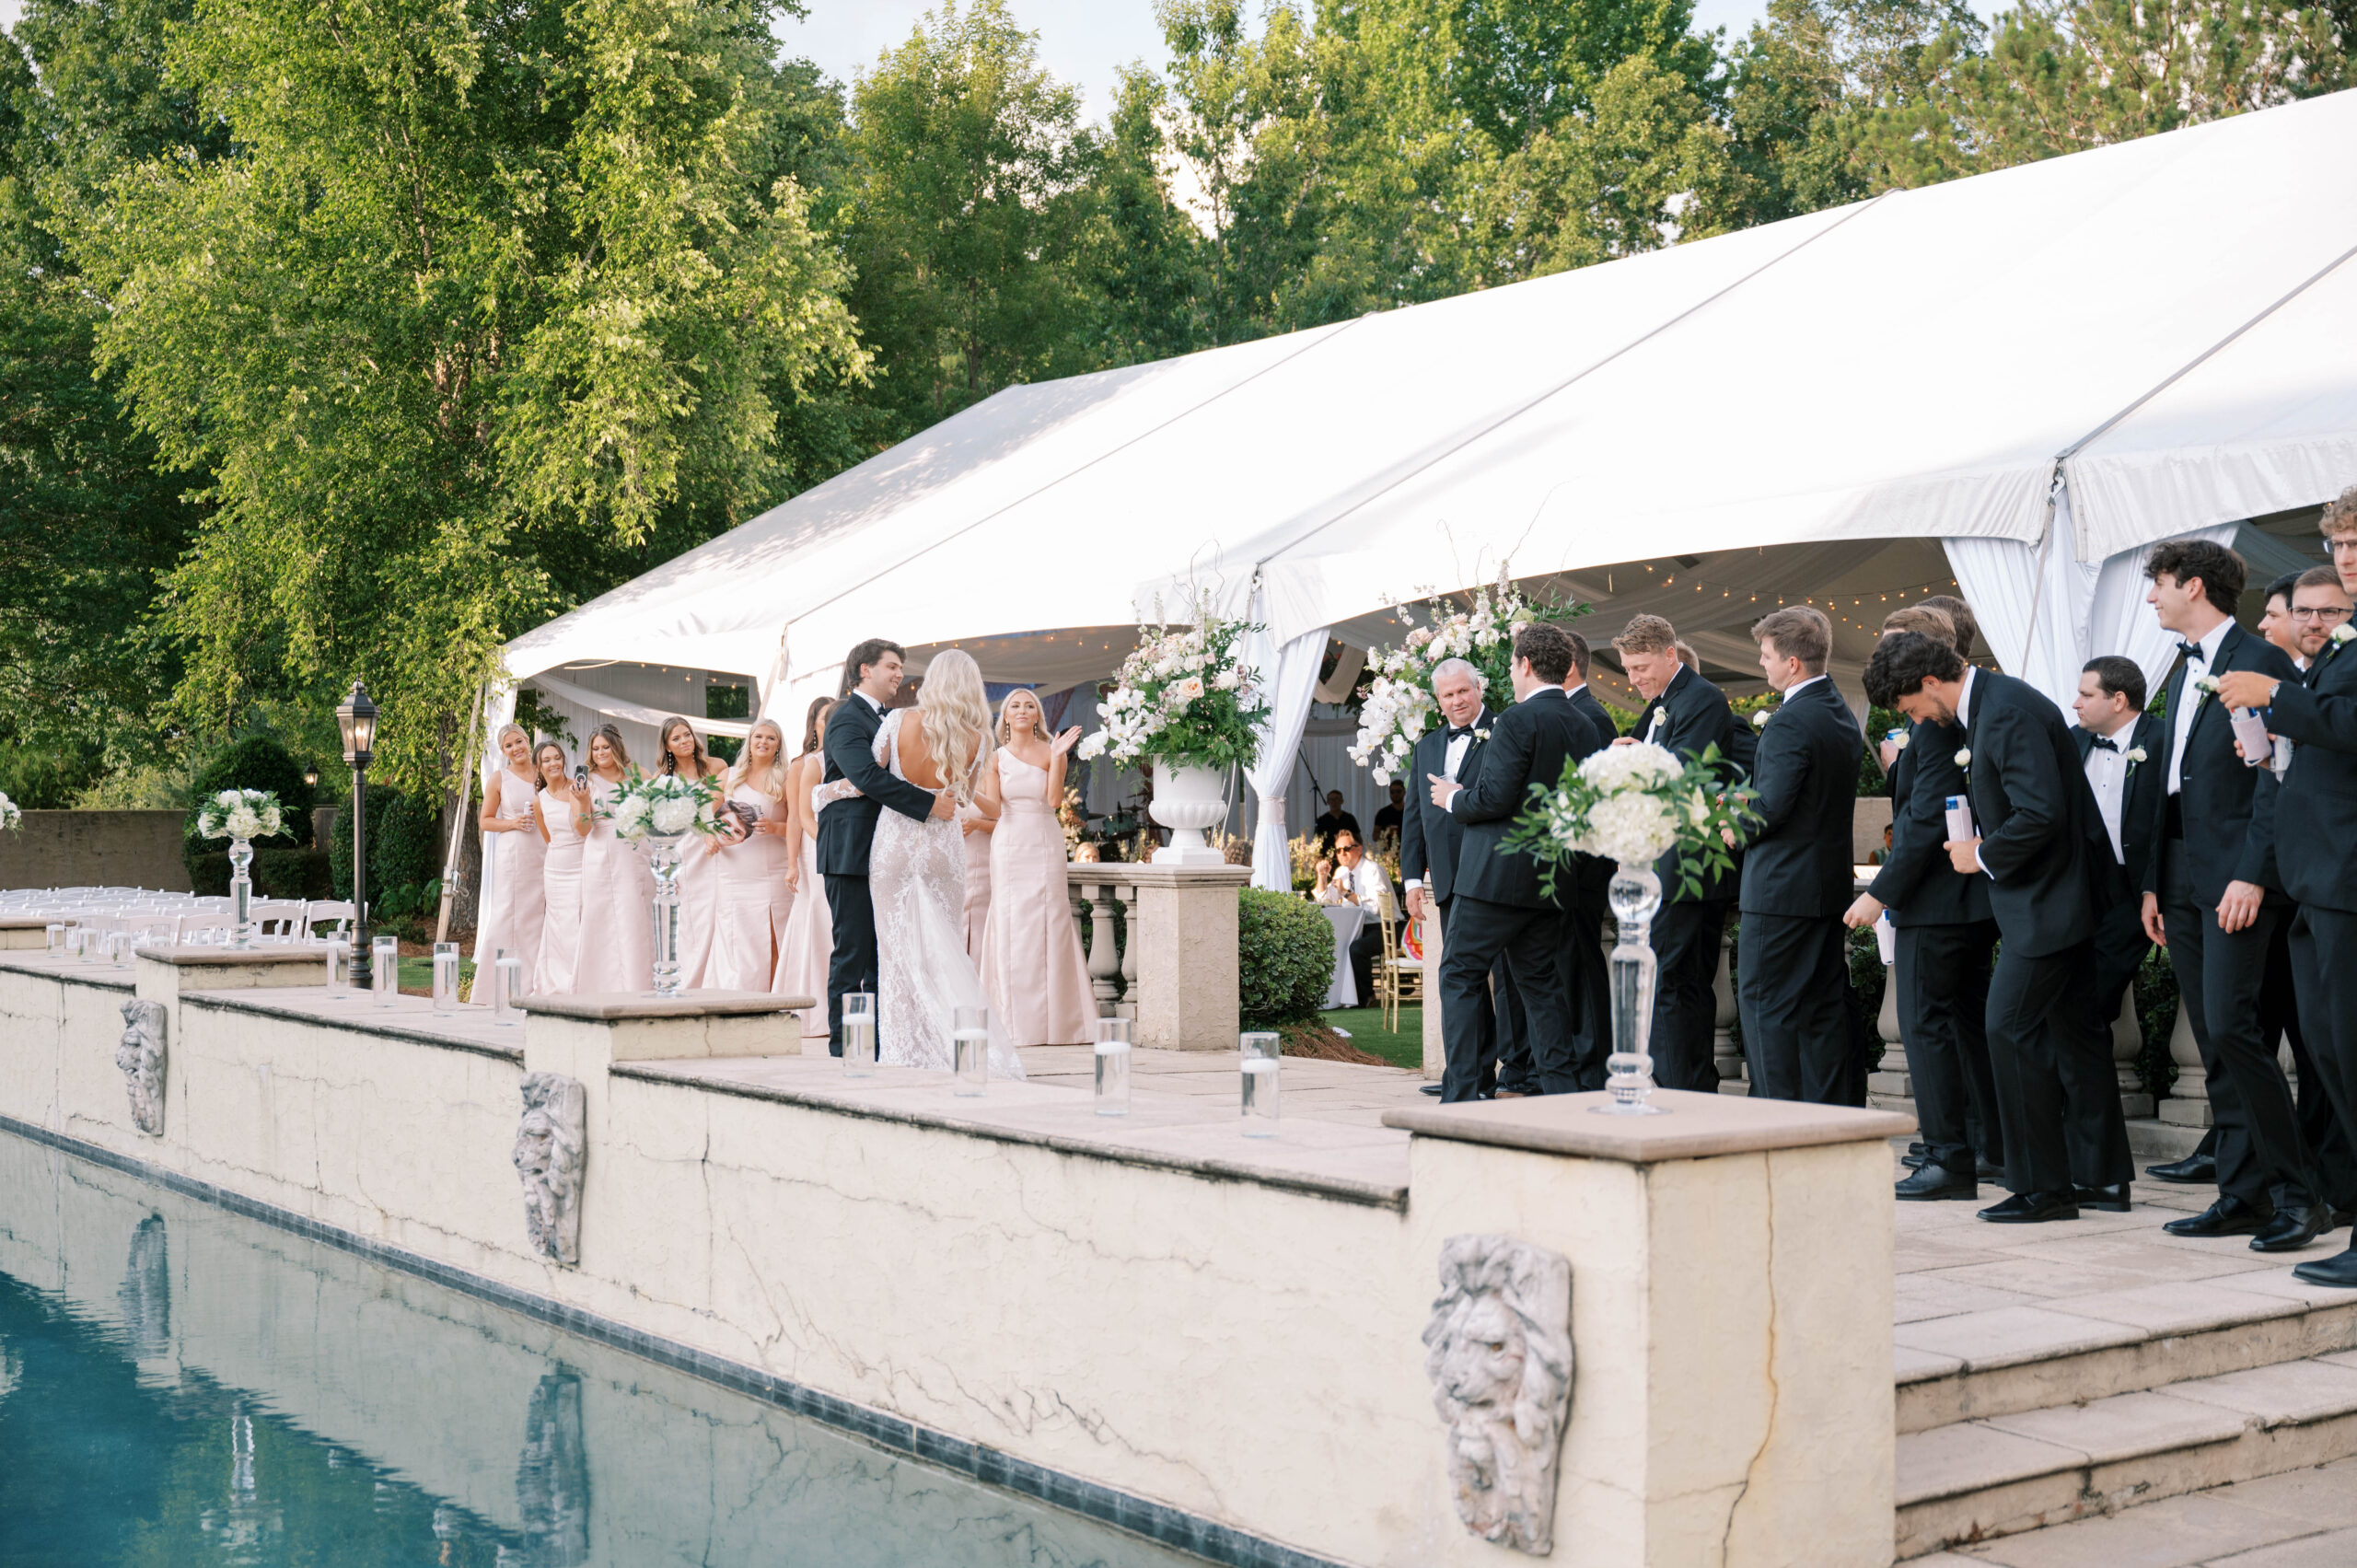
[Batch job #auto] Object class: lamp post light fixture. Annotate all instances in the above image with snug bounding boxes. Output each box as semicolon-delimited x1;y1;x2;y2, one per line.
336;681;379;992
303;766;319;789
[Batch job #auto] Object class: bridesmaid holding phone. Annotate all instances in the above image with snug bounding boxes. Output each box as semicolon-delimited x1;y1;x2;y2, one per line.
472;724;547;994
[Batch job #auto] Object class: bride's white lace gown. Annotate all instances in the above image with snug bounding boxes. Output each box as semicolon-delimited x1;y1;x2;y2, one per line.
819;711;1025;1078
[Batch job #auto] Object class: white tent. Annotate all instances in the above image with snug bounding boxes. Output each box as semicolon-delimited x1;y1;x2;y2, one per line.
490;87;2357;915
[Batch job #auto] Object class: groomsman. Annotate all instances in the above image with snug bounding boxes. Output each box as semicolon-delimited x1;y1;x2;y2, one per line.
2141;541;2329;1251
1401;658;1503;1091
2072;657;2163;1055
1865;632;2127;1223
1736;606;1864;1103
1427;626;1603;1100
1560;631;1619;1088
1612;615;1755;1093
1849;605;2002;1199
2217;491;2357;1286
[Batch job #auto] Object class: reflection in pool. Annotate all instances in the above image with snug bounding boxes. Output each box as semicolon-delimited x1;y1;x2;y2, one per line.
0;1129;1199;1567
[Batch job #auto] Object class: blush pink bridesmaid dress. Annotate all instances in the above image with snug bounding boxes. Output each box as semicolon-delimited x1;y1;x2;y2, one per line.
536;785;586;993
959;804;992;957
709;781;792;991
573;773;655;994
471;766;547;993
979;749;1096;1046
772;756;833;1036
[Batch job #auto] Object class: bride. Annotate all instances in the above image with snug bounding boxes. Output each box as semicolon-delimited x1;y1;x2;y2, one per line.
816;649;1026;1078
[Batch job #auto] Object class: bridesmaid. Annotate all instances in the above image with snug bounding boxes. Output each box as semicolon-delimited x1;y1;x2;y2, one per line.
772;697;836;1038
534;742;586;993
709;717;794;990
471;723;547;994
572;724;655;994
656;715;727;989
979;690;1096;1045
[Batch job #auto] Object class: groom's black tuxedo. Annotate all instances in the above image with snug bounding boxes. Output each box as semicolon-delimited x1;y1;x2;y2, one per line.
818;691;941;1051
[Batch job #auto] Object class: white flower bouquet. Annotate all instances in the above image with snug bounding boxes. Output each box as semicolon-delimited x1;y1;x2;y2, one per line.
1348;575;1586;786
1505;740;1754;900
195;788;286;842
0;789;19;832
603;769;724;843
1078;614;1271;772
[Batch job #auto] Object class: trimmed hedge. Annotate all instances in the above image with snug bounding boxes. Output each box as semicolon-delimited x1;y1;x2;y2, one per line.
328;789;442;903
1238;888;1337;1028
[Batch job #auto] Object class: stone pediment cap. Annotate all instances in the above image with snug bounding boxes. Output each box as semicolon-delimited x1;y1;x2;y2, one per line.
1383;1088;1915;1164
133;945;331;967
1064;863;1251;887
521;991;811;1020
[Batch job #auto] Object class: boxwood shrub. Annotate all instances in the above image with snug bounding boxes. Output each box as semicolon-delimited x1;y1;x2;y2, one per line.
1238;888;1336;1028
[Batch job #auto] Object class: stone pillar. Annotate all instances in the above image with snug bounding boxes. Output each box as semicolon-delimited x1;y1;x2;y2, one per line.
2115;987;2154;1119
1387;1089;1913;1568
0;917;52;951
134;945;332;1005
2157;995;2211;1127
1711;929;1744;1090
1122;863;1248;1051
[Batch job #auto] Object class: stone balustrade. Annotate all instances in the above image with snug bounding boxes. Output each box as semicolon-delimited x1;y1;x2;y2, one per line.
1065;861;1249;1051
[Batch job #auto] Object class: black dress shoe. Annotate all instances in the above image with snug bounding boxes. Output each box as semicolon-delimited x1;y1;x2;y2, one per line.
2145;1152;2219;1185
1979;1190;2079;1224
2293;1247;2357;1287
2073;1183;2132;1213
2253;1204;2331;1253
1420;1083;1445;1096
1895;1162;1978;1202
1900;1151;1927;1169
2162;1195;2271;1237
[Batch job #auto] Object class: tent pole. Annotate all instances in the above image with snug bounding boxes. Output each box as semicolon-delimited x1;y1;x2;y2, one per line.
435;681;489;947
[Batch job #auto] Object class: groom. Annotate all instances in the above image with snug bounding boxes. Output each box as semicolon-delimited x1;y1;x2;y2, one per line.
818;639;954;1053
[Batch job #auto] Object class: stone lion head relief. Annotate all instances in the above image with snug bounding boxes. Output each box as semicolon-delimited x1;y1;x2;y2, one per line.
1423;1234;1574;1555
515;1073;586;1267
116;999;168;1137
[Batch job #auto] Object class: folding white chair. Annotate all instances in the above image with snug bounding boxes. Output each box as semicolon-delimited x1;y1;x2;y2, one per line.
248;899;308;941
172;912;235;945
302;900;357;944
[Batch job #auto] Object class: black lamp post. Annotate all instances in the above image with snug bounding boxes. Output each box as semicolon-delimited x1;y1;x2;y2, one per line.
336;681;378;990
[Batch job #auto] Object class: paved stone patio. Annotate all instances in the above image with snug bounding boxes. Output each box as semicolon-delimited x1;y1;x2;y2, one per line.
1915;1455;2357;1567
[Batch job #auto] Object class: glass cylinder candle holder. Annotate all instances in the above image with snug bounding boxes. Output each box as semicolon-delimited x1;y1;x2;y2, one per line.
431;942;459;1015
952;1005;990;1098
63;926;84;961
492;953;524;1027
324;940;349;994
44;923;64;957
1094;1016;1132;1116
372;936;401;1008
110;932;134;968
842;992;877;1078
1240;1030;1281;1136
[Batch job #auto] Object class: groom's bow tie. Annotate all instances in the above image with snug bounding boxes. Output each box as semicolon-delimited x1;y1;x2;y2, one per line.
2177;640;2206;663
2090;735;2119;753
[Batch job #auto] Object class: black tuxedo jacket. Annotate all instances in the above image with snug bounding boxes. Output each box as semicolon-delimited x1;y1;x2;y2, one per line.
1634;664;1755;904
1565;684;1619;748
2145;622;2297;904
1447;688;1602;910
2073;711;2164;903
2268;632;2357;914
1739;679;1864;918
815;695;941;877
1399;706;1495;906
1961;669;2100;958
1868;715;1991;928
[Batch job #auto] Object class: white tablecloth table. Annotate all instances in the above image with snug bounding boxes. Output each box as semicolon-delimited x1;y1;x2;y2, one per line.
1320;902;1366;1009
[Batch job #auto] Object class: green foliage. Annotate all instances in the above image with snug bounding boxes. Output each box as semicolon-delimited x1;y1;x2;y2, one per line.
184;734;314;845
1237;888;1336;1026
0;738;105;808
2134;941;2180;1099
328;788;442;911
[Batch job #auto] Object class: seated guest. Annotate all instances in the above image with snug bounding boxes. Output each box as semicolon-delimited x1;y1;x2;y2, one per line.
1334;829;1397;1003
1312;790;1362;850
1312;856;1351;905
1372;780;1406;837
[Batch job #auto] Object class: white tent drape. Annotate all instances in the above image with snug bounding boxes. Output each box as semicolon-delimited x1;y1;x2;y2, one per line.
1242;617;1330;892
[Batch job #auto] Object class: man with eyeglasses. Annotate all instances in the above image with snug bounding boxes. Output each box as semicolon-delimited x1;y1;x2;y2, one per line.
2215;489;2357;1286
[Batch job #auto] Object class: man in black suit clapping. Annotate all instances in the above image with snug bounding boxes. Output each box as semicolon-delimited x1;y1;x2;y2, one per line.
1613;614;1755;1093
1736;606;1864;1103
2142;541;2329;1252
1865;633;2125;1224
1426;625;1604;1101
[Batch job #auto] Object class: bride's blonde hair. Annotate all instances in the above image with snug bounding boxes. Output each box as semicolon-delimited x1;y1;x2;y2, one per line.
917;649;992;803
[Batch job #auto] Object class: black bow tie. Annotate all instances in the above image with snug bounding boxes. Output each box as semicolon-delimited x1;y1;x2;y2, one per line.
2090;736;2118;752
2177;641;2206;663
1446;725;1475;739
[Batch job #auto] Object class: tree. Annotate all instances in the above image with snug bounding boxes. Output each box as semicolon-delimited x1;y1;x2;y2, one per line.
71;0;866;803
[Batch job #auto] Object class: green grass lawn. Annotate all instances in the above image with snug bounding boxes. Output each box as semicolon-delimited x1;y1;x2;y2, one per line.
1322;1005;1424;1071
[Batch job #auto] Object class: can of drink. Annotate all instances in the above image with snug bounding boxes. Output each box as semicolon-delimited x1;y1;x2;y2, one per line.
1875;910;1897;966
2228;706;2272;770
1945;795;1977;845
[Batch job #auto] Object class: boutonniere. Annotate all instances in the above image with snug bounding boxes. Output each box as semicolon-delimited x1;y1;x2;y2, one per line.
1953;748;1971;768
1751;709;1772;728
1472;727;1492;744
2189;673;2220;708
2328;624;2355;659
1891;731;1911;751
2123;745;2148;765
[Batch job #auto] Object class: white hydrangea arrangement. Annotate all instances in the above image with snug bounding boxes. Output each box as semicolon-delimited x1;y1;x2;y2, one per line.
195;788;286;842
604;769;724;843
1505;740;1754;899
1078;614;1271;772
0;789;19;832
1348;576;1585;785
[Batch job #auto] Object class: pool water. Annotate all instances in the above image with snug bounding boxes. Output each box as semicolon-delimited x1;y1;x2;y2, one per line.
0;1129;1196;1567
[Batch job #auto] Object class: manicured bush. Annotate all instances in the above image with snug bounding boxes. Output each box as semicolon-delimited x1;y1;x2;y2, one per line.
1238;888;1337;1027
328;788;441;904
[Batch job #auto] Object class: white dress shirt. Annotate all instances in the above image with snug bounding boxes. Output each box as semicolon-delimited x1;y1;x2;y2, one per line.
2167;618;2232;796
2081;725;2132;864
1339;854;1391;912
1406;713;1485;892
1781;673;1829;701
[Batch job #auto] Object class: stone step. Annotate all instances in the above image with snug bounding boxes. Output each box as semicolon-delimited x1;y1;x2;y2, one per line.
1896;1353;2357;1559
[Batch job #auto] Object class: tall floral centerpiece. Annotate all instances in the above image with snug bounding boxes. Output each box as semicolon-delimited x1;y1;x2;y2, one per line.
1079;615;1271;865
0;790;19;833
1506;744;1752;1114
1349;577;1586;785
605;769;726;995
195;789;286;948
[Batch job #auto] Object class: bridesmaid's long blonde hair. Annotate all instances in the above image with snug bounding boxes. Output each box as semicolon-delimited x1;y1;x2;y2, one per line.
917;649;993;803
729;718;789;797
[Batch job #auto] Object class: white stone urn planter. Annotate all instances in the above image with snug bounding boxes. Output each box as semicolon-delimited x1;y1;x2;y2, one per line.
1148;763;1231;866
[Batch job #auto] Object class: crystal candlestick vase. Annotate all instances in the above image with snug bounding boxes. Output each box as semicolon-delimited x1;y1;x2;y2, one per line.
644;835;686;996
1595;863;1666;1116
226;836;256;949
